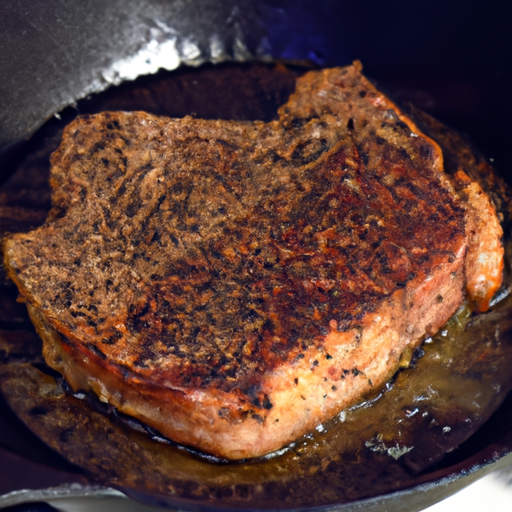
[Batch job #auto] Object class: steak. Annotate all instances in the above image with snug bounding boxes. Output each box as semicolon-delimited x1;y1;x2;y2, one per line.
2;62;504;460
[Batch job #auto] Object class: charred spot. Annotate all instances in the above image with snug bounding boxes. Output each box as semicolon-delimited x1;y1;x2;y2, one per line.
101;333;120;345
125;196;142;218
116;182;126;197
419;142;433;159
91;141;105;152
86;342;106;360
290;142;307;160
359;150;369;167
262;394;273;410
59;427;75;443
242;384;260;401
336;320;351;332
106;120;120;130
262;318;275;333
251;396;261;408
101;157;110;166
156;194;167;209
193;281;210;294
150;230;161;245
251;413;264;424
133;357;149;368
359;90;367;98
347;118;354;130
244;309;260;322
61;289;73;309
397;149;409;162
290;139;330;164
396;121;409;132
216;139;239;151
218;407;230;419
134;301;151;320
221;365;238;379
290;116;316;129
265;150;281;164
352;368;363;376
170;234;180;247
417;254;430;265
29;406;48;416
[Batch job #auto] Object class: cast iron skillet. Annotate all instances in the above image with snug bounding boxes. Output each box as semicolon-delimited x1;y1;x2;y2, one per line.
1;2;512;511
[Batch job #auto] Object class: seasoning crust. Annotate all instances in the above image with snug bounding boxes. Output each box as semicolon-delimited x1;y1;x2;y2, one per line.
3;62;503;459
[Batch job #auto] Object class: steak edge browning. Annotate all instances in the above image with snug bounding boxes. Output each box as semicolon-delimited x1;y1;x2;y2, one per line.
3;62;504;460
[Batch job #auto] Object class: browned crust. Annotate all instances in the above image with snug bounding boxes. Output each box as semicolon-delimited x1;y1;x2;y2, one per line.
2;62;504;459
403;104;506;311
404;103;512;227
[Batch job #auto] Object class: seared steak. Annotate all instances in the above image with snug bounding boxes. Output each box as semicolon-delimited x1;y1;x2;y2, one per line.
3;62;504;460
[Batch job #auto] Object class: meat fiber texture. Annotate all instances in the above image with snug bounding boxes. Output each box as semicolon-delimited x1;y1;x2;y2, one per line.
3;62;504;460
